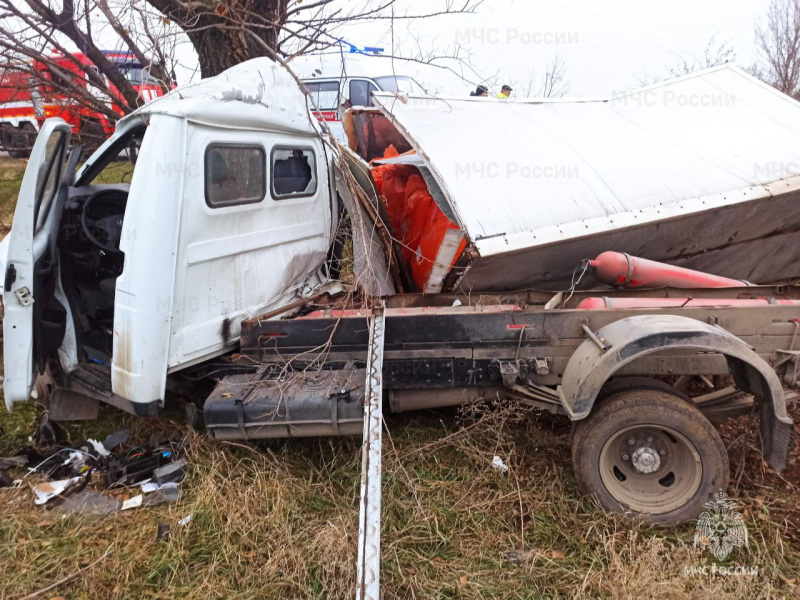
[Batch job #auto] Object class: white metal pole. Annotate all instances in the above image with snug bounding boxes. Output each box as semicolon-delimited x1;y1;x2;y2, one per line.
356;305;385;600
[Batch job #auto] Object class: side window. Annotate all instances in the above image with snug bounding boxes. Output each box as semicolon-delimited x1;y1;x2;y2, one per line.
34;130;67;232
303;81;340;110
204;144;266;208
271;147;317;199
349;79;378;107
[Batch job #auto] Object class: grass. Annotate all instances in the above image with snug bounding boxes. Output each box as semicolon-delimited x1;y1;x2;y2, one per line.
0;156;799;598
2;400;798;599
0;155;135;232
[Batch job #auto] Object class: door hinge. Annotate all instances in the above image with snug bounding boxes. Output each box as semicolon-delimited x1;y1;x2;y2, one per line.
14;286;34;307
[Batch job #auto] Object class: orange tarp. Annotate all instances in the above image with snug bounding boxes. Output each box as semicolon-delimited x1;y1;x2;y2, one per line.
372;157;465;291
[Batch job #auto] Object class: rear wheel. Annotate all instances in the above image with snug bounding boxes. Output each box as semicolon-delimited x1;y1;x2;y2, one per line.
571;388;729;524
2;122;37;159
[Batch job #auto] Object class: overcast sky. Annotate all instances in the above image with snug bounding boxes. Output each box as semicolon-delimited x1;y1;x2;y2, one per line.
306;0;772;96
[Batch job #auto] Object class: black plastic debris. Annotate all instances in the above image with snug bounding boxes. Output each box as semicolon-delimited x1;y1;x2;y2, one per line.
11;422;188;511
153;459;187;486
102;429;132;453
105;448;174;487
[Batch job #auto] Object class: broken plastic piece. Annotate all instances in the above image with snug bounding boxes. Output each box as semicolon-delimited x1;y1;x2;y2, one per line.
121;495;143;510
140;481;159;493
87;439;111;457
153;459;187;486
178;514;192;526
102;429;131;452
143;487;180;507
491;456;509;474
59;491;120;516
33;477;81;505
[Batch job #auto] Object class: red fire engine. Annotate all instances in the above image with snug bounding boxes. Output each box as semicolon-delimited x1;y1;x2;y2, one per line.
0;50;169;158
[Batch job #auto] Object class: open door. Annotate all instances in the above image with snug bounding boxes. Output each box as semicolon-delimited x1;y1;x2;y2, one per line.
3;118;71;409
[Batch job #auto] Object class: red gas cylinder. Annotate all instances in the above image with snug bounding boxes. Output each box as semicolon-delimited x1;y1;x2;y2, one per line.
589;251;749;289
577;297;800;310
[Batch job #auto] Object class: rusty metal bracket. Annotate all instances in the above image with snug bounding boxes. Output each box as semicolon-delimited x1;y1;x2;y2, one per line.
580;320;610;352
356;304;386;600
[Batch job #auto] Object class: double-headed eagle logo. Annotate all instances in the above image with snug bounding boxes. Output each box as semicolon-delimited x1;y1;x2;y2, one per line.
694;491;748;561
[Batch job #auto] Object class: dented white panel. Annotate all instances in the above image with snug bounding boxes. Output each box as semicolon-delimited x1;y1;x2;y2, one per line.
114;58;321;138
372;66;800;258
166;123;331;368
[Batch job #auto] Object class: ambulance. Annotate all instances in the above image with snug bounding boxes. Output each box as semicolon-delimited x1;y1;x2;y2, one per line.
291;50;427;142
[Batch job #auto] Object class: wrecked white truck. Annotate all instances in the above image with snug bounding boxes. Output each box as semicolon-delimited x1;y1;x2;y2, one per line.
2;57;799;546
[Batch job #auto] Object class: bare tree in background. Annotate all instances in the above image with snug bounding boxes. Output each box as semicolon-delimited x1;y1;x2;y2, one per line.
515;54;571;98
754;0;800;98
0;0;181;116
635;36;735;86
0;0;485;126
124;0;485;78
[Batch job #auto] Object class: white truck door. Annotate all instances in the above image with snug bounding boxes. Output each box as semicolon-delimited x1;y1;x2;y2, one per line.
167;125;332;369
3;118;71;409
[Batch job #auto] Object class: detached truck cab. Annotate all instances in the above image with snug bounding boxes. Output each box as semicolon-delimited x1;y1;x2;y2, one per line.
2;60;335;415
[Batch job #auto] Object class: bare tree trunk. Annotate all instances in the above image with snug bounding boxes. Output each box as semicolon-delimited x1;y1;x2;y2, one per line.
146;0;289;77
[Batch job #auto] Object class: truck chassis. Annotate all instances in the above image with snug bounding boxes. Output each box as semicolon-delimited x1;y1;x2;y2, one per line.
197;284;800;597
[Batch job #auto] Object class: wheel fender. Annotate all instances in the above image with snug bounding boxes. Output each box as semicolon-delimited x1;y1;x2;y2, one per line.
558;314;794;471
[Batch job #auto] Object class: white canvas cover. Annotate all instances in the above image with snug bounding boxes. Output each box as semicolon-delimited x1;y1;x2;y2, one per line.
371;66;800;289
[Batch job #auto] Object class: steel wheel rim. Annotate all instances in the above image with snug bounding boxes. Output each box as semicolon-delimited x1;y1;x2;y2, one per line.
598;424;703;514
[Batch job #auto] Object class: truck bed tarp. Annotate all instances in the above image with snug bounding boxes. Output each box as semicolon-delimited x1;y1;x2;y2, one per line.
371;66;800;289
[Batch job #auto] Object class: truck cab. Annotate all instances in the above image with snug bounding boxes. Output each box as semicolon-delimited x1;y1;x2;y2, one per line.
2;58;335;415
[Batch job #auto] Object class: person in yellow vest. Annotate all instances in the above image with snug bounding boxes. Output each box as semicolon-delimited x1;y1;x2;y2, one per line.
498;84;513;99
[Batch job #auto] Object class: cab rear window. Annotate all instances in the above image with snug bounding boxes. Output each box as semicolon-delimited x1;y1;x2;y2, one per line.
271;147;317;199
204;144;266;208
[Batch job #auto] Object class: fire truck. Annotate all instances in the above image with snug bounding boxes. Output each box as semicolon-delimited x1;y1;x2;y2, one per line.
0;50;168;158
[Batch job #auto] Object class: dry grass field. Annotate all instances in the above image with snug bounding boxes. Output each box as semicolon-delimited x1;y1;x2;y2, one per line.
0;157;798;599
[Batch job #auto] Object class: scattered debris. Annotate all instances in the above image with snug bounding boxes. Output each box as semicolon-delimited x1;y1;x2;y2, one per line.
139;480;159;493
156;523;171;542
491;455;509;474
121;495;143;510
153;458;187;486
106;448;174;487
0;455;28;470
59;491;120;517
143;486;180;507
178;514;192;527
101;429;131;452
87;439;111;457
2;420;188;514
33;477;82;505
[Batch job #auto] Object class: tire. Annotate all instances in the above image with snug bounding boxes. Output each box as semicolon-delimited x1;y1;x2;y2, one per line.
572;388;729;525
4;122;36;159
596;376;692;404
